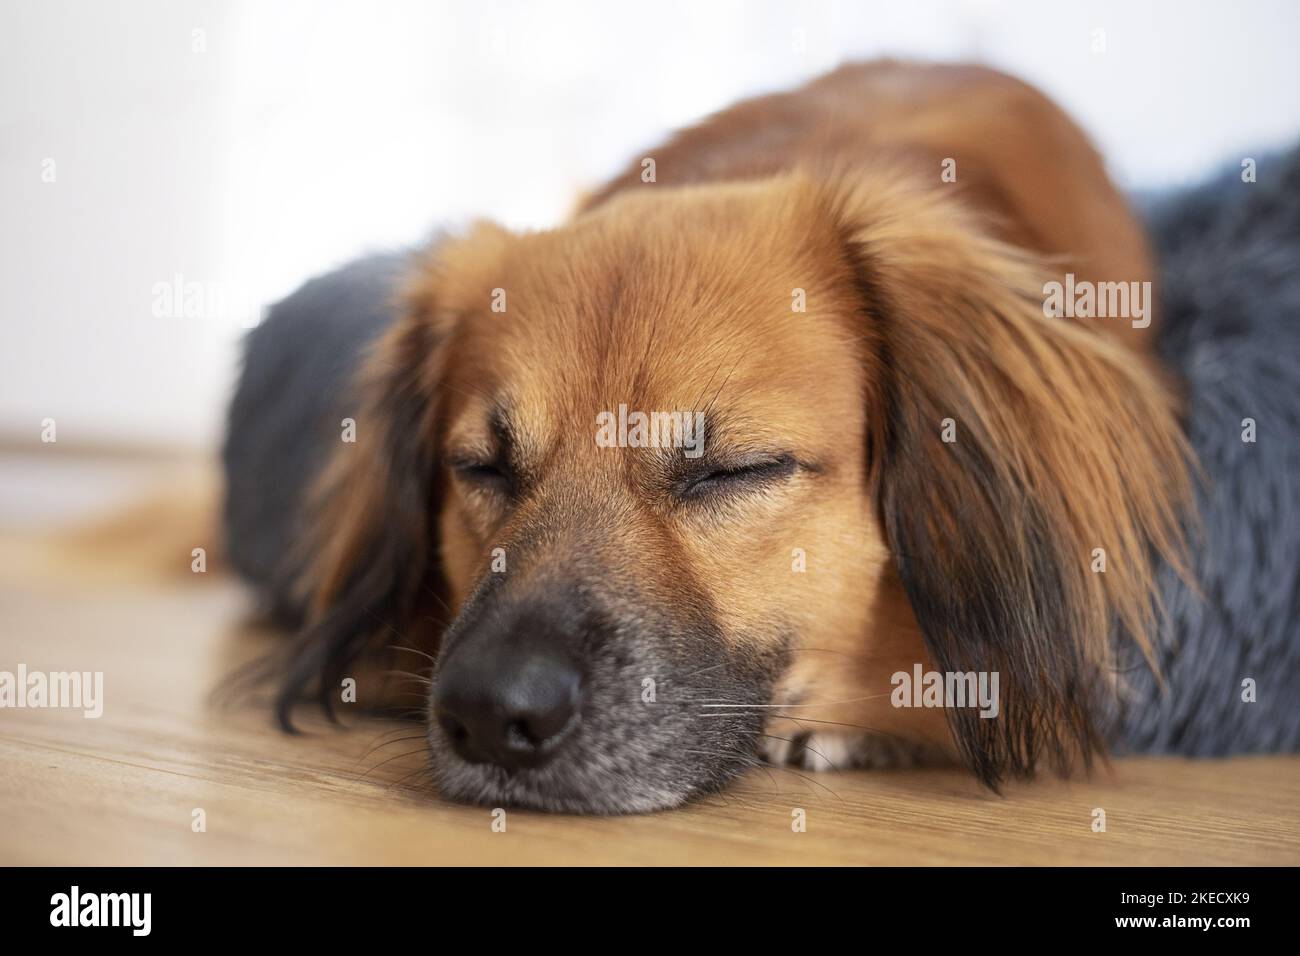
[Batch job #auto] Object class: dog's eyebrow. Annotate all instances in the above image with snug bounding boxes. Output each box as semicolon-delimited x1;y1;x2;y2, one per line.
445;402;517;461
683;412;761;462
689;406;834;477
488;405;515;458
489;402;548;488
489;403;537;483
667;412;805;472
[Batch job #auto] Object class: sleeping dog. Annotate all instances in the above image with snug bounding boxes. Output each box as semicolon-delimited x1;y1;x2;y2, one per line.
225;62;1213;813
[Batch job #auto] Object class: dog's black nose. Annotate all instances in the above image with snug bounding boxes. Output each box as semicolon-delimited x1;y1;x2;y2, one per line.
434;642;582;770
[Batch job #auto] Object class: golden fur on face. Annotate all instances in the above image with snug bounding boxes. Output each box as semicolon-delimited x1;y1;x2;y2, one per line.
283;62;1192;811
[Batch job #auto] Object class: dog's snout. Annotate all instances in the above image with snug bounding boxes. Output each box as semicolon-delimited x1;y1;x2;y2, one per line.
434;636;582;771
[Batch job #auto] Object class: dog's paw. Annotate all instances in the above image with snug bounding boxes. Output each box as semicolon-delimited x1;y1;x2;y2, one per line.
761;729;936;772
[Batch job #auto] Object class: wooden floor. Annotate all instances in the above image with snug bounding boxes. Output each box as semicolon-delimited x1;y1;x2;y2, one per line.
2;458;1298;865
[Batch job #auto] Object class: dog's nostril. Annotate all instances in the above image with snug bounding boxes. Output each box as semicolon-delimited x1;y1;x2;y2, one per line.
438;713;468;744
504;701;580;753
505;719;537;750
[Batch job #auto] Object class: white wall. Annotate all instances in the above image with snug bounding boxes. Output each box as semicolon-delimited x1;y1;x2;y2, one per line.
2;0;1298;448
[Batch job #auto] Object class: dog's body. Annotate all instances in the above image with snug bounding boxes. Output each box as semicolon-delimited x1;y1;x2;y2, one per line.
224;62;1292;813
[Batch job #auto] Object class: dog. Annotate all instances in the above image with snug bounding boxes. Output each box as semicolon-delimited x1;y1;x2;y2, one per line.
224;61;1200;813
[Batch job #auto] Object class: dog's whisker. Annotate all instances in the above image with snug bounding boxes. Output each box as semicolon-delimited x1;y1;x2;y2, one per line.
417;578;456;620
656;661;732;684
354;745;431;784
389;645;438;665
688;358;726;424
383;760;437;796
767;764;846;803
366;725;431;743
760;732;843;773
684;746;784;795
761;714;909;737
699;693;892;708
357;605;429;660
380;669;431;686
757;753;848;799
660;697;745;705
700;338;757;422
355;733;430;765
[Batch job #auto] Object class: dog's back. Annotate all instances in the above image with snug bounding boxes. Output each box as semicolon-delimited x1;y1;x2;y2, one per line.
585;61;1157;353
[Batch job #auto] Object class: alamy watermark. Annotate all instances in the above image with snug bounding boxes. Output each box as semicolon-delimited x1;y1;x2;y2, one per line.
595;403;705;458
891;664;999;718
50;886;150;936
0;665;103;718
1042;273;1152;329
151;273;261;327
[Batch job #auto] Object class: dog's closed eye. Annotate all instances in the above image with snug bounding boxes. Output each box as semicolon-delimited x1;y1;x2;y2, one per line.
675;453;798;500
448;455;513;494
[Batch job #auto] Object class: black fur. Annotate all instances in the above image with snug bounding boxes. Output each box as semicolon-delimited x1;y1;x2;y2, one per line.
1119;148;1300;754
222;252;412;627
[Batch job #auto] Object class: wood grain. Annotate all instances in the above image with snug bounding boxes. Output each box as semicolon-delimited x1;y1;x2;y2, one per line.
1;530;1297;866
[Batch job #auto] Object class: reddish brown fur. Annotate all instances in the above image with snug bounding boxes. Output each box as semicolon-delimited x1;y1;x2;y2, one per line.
295;62;1192;789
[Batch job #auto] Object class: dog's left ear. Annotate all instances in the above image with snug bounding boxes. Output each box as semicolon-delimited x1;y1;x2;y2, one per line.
829;175;1193;787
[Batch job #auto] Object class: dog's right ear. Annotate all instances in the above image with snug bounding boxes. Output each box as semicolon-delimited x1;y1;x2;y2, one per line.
274;252;454;729
274;224;514;728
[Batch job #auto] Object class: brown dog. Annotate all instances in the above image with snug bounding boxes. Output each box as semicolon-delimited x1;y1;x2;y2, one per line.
277;61;1191;812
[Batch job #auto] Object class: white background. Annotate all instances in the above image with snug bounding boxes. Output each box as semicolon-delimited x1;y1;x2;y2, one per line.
2;0;1298;449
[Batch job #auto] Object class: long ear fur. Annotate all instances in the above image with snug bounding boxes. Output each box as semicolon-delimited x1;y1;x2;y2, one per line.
274;290;448;730
833;173;1193;787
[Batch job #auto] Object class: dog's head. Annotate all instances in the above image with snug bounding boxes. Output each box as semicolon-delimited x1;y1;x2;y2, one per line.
282;171;1189;812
